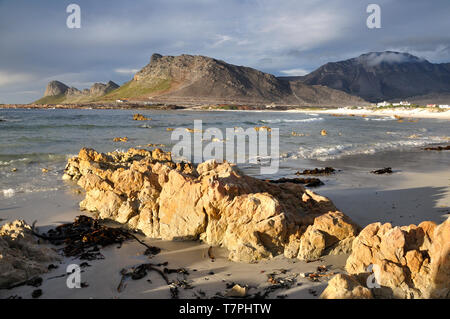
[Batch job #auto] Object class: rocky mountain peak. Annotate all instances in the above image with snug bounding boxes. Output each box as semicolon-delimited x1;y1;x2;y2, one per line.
44;81;69;97
301;51;450;102
90;81;119;96
355;51;428;67
150;53;163;64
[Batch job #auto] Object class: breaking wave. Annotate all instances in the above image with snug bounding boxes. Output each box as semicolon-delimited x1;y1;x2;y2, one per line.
282;137;448;161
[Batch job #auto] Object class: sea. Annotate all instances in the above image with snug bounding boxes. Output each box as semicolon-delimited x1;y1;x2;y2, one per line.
1;108;449;201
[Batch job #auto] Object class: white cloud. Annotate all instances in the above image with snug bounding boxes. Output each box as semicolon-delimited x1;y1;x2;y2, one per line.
210;34;233;48
114;68;140;75
0;71;34;87
280;68;309;76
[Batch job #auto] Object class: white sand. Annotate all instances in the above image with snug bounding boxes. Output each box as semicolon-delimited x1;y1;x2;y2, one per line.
288;107;450;120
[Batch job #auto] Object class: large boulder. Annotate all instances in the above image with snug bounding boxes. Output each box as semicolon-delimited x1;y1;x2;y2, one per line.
320;274;373;299
63;147;360;263
0;220;60;288
322;218;450;299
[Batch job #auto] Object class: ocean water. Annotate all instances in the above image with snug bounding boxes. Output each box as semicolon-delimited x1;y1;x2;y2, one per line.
1;108;449;199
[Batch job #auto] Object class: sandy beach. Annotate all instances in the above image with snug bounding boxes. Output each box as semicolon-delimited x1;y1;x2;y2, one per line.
289;107;450;120
1;146;448;299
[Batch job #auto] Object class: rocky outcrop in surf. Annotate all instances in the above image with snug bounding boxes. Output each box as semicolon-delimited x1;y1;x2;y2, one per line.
321;218;450;299
62;147;360;263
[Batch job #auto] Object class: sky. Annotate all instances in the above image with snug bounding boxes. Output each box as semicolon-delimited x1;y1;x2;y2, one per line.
0;0;449;103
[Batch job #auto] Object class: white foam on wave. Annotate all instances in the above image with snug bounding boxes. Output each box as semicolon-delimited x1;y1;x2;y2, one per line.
364;116;396;121
284;137;448;161
0;158;30;167
2;188;15;198
261;117;324;124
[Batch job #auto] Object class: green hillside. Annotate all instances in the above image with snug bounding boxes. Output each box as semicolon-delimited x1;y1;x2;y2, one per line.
98;78;172;101
34;94;67;104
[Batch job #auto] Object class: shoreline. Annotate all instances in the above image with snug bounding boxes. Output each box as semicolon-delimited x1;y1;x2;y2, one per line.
287;107;450;120
2;103;449;120
1;146;449;299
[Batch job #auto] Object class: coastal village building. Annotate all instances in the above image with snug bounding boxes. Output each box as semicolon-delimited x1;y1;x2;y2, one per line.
377;101;390;107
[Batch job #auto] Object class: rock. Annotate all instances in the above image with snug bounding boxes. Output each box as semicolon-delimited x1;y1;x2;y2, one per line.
371;167;393;174
296;167;335;175
0;220;60;289
342;218;450;299
321;129;328;136
133;114;151;121
424;145;450;151
113;137;129;142
320;274;373;299
225;284;247;297
90;81;119;96
254;126;271;132
41;168;49;173
268;177;324;187
296;211;359;261
63;147;360;263
44;81;69;97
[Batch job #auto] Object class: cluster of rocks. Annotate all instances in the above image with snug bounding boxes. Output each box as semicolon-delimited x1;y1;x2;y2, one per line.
321;218;449;299
133;114;151;121
62;147;360;263
0;220;60;289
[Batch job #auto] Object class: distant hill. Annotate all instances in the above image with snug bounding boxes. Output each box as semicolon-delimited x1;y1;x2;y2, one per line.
294;52;450;102
35;80;119;104
35;53;367;107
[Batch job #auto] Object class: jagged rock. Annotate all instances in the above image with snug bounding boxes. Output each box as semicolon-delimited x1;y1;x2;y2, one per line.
63;147;360;263
66;87;82;96
38;80;119;103
133;114;150;121
0;220;60;288
44;81;69;97
371;167;393;174
296;167;335;175
295;211;359;261
90;81;119;96
320;274;373;299
333;218;450;299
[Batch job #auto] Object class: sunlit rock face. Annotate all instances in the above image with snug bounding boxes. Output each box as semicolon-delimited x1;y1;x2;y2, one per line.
63;147;360;263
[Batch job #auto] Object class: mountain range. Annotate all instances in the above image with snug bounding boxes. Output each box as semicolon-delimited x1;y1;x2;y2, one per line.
35;51;450;106
36;80;119;104
35;53;365;106
293;51;450;102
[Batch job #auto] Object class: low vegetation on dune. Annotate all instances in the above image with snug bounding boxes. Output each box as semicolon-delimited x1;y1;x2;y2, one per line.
34;94;67;105
98;78;172;101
